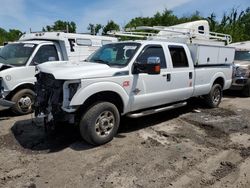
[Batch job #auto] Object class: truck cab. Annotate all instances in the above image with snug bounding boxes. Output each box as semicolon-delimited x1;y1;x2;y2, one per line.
0;32;117;114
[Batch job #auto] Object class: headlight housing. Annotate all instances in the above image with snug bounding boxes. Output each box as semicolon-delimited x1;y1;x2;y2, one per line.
63;80;81;107
68;82;81;100
235;66;249;77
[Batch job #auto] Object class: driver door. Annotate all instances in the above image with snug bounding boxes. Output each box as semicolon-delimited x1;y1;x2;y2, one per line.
130;45;173;111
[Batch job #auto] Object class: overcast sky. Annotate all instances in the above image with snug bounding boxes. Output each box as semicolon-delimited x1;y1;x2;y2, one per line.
0;0;249;33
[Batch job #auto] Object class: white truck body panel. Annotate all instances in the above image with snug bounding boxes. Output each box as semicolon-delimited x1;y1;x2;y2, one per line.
188;44;235;66
19;32;118;61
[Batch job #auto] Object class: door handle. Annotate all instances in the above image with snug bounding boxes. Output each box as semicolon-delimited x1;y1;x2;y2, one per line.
166;73;171;82
189;72;193;79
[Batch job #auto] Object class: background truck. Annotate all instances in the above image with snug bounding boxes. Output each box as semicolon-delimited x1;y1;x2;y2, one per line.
34;20;234;146
228;41;250;96
0;32;117;114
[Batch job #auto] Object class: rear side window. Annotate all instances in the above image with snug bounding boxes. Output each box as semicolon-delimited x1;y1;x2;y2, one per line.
198;25;205;34
136;45;167;68
76;39;92;46
169;46;189;68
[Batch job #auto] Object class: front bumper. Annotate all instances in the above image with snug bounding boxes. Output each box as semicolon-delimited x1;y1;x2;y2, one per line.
0;98;15;111
230;77;249;90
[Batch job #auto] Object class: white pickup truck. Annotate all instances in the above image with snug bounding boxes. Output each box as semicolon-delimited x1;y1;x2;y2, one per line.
0;32;117;114
35;20;234;145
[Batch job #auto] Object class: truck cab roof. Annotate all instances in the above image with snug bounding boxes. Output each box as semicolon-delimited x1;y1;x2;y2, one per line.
116;40;187;46
19;32;117;43
10;40;55;45
228;41;250;51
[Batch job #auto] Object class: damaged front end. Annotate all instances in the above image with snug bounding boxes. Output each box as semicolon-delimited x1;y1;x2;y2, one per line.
34;72;81;129
34;72;64;126
0;77;15;111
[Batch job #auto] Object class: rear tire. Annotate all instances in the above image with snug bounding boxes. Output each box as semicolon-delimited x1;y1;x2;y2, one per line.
11;89;35;115
204;84;222;108
79;102;120;146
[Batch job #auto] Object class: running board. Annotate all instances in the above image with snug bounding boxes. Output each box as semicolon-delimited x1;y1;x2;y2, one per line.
127;102;187;118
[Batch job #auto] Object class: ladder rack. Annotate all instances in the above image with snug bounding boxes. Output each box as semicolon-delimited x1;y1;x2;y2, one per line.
108;23;232;45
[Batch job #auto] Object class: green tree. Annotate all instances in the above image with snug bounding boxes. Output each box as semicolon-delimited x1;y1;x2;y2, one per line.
87;23;103;35
7;29;23;41
43;20;76;33
241;8;250;40
102;20;120;34
0;28;22;45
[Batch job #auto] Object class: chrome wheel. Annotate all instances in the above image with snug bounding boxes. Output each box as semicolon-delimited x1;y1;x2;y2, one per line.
95;111;115;137
17;95;33;113
212;87;221;104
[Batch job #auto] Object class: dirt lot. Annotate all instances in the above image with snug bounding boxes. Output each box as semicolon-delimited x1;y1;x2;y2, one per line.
0;93;250;188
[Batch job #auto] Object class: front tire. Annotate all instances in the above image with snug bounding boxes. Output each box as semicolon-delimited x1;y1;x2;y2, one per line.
204;84;222;108
242;82;250;97
79;102;120;146
11;89;35;115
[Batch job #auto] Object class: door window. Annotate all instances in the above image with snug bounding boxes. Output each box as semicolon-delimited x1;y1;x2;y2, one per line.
136;45;167;68
32;45;59;65
169;46;189;68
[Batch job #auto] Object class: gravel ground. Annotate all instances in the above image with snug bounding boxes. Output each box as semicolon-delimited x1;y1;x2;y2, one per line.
0;92;250;188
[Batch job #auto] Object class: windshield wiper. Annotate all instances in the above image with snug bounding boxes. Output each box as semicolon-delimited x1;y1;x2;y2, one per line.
93;59;110;65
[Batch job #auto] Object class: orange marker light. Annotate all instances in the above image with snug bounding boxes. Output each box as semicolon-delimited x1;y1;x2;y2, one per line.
154;65;160;73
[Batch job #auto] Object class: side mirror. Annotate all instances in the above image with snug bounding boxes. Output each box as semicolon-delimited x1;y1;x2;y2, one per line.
48;57;56;61
133;56;161;75
31;61;39;66
146;57;161;74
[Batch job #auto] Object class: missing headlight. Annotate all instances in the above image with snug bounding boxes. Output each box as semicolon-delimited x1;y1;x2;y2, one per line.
68;82;80;100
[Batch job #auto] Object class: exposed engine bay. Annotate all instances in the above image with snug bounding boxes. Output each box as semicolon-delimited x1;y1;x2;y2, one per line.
34;72;64;122
34;72;80;127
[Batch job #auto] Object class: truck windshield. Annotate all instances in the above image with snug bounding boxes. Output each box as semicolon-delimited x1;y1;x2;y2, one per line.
87;42;141;66
235;51;250;61
0;43;37;66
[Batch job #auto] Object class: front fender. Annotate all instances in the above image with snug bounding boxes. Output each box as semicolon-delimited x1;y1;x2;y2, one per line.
69;82;130;113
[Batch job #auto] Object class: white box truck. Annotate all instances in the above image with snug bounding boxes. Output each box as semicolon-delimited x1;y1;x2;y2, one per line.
0;32;117;114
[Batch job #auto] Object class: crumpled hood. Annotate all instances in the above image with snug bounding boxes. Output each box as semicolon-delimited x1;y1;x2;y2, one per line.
37;61;122;80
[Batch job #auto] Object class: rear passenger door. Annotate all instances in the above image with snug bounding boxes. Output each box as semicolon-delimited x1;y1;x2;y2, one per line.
167;45;194;101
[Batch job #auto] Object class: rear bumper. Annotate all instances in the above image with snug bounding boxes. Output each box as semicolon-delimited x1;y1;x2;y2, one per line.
0;98;15;111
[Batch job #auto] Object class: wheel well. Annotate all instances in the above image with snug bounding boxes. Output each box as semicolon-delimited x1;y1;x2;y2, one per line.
213;77;224;88
77;91;124;117
6;84;34;100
